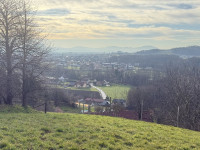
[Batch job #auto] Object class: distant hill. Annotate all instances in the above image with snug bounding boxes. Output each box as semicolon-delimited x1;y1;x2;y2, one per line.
171;46;200;56
1;107;200;149
136;46;200;57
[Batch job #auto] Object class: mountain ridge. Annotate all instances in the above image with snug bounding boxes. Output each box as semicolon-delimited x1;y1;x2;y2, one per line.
135;45;200;56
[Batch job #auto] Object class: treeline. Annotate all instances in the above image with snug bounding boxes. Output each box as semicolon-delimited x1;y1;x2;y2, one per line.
49;67;153;86
0;0;49;106
127;60;200;131
109;54;183;70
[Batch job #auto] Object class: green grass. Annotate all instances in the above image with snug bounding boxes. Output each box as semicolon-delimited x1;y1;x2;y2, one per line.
1;106;200;149
67;84;131;100
97;84;132;100
59;106;81;113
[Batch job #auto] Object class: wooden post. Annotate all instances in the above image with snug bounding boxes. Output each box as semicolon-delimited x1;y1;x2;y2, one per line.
177;106;180;127
88;105;91;114
44;91;48;114
109;97;112;112
44;101;47;114
140;99;143;120
83;103;85;113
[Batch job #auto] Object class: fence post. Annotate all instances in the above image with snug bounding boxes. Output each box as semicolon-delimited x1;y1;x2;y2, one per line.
44;101;47;114
109;97;112;112
44;90;48;114
88;105;91;114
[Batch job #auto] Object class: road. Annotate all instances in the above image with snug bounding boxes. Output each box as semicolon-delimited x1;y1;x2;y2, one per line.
90;84;107;100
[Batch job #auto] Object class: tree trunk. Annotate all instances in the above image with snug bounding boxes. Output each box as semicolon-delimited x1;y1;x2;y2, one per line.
6;68;13;105
6;30;13;105
22;5;27;107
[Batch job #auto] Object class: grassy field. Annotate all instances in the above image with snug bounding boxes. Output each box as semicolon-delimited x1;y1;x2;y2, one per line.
1;106;200;149
97;84;132;100
57;84;131;99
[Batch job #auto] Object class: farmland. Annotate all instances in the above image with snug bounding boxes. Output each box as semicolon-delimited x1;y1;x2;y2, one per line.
64;84;131;100
97;84;132;99
1;106;200;149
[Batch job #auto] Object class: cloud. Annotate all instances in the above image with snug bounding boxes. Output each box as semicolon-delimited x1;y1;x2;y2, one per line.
168;3;195;9
37;8;70;16
32;0;200;48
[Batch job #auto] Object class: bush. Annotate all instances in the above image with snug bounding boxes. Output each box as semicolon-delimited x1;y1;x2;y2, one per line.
94;106;103;113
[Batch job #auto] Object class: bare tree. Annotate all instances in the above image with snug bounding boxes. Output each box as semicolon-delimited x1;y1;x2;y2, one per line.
0;0;50;106
0;0;22;104
127;86;154;120
146;62;200;130
17;0;50;107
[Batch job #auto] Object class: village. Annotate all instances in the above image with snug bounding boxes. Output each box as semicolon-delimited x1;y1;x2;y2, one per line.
41;52;156;121
45;71;152;122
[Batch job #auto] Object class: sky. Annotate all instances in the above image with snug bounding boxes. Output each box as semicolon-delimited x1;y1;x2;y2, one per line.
33;0;200;49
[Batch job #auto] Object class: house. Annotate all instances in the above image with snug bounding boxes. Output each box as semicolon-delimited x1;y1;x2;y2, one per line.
75;81;90;88
68;81;76;87
82;98;105;105
46;76;57;85
96;81;104;86
58;76;65;82
104;80;110;86
99;101;110;107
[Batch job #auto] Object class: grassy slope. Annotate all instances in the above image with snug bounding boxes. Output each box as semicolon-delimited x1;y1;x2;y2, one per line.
0;109;200;149
97;84;132;99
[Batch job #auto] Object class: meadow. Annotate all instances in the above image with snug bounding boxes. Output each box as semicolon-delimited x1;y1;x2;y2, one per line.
97;84;132;100
60;84;131;100
0;106;200;149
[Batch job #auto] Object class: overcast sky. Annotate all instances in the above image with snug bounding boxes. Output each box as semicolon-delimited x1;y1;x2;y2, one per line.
33;0;200;49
